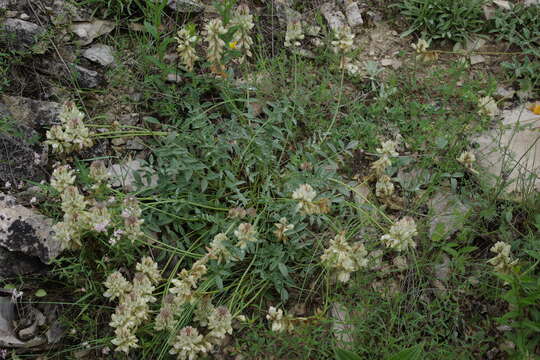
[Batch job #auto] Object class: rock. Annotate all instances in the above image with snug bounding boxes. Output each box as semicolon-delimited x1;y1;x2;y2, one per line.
434;254;451;282
464;37;486;52
352;182;371;204
0;0;16;9
107;160;158;191
272;0;302;25
0;247;44;277
0;134;46;185
493;0;512;10
166;73;183;83
344;1;363;27
50;0;92;25
494;86;515;100
1;19;45;49
167;0;204;12
396;167;431;192
82;44;115;66
320;3;347;32
19;13;30;20
524;0;540;5
70;19;115;46
119;113;140;126
482;4;496;19
71;64;102;88
330;302;354;348
470;55;485;65
428;190;470;241
0;193;60;264
125;138;145;150
473;105;540;196
1;95;61;128
39;60;103;88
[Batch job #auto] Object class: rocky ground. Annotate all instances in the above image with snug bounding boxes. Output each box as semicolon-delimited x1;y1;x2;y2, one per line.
0;0;539;359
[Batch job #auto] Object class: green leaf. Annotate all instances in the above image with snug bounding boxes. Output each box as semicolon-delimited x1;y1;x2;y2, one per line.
334;348;362;360
386;344;423;360
34;289;47;297
278;263;289;277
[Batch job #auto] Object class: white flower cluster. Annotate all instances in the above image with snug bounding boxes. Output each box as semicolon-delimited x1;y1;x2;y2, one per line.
284;20;304;47
292;184;330;215
45;102;93;154
488;241;518;274
205;18;227;66
89;160;110;188
231;4;254;62
273;217;294;242
478;96;498;117
172;5;255;72
457;151;478;174
155;255;210;332
381;217;418;252
169;303;233;360
51;165;144;249
375;174;394;198
51;165;87;249
104;257;161;354
207;233;232;264
234;222;258;249
331;26;355;54
411;38;438;62
370;139;400;201
175;27;199;71
120;196;145;243
371;139;398;176
321;232;368;283
266;306;294;333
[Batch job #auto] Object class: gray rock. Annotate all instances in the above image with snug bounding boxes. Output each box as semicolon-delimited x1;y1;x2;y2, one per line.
473;105;540;196
320;2;347;31
0;193;60;264
345;1;363;27
167;0;204;12
272;0;302;25
1;95;61;128
0;247;44;278
39;59;103;88
70;19;115;46
0;0;19;10
82;44;115;66
72;64;102;88
50;0;92;25
0;134;46;185
494;86;515;100
108;160;158;192
1;19;45;49
428;190;470;241
125;138;145;150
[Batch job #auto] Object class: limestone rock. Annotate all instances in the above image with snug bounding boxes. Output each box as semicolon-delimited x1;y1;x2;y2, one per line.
428;190;470;241
167;0;204;12
1;19;45;49
321;3;347;31
0;134;45;185
1;95;61;128
108;160;158;191
473;105;540;196
82;44;115;66
344;1;363;27
39;59;103;88
0;193;60;264
70;19;115;46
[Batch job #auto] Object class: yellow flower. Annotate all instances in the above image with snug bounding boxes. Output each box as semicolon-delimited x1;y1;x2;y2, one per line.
229;41;238;49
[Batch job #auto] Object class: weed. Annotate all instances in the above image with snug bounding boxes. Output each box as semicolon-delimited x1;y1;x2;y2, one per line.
398;0;487;43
